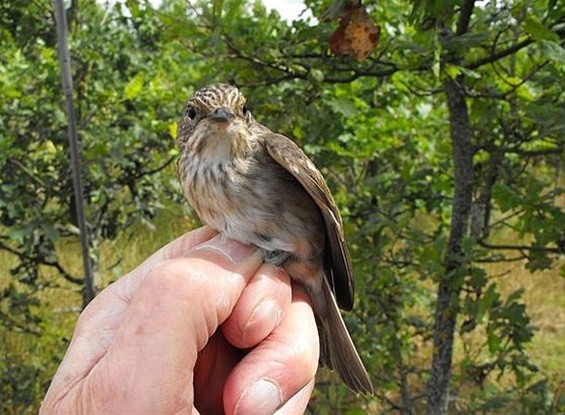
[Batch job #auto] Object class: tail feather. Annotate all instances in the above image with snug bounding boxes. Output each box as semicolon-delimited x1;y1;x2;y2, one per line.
317;278;373;395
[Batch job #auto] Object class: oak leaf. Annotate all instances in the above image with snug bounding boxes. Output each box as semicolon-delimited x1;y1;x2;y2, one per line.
330;2;380;62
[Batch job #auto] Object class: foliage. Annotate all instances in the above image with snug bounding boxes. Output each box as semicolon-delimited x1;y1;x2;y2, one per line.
1;0;563;413
0;0;188;325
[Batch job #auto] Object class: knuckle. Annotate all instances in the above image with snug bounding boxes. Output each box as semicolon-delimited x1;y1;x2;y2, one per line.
144;258;209;298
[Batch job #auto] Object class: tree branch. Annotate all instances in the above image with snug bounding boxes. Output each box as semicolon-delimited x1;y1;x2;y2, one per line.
506;147;563;157
475;254;528;263
456;0;475;36
42;257;85;285
131;154;177;181
468;61;549;99
466;37;534;70
0;241;83;285
478;240;563;254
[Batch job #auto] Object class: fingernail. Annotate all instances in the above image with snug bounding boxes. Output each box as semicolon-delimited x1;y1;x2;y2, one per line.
196;235;257;262
244;300;280;341
234;378;282;415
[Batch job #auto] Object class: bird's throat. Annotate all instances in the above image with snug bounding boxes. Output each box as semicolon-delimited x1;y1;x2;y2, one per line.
190;122;254;163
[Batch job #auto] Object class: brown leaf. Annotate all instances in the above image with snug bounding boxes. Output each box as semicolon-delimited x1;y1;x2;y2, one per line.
330;3;380;62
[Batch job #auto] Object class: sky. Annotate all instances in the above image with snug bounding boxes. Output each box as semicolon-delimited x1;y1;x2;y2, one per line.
146;0;308;21
261;0;308;21
99;0;309;24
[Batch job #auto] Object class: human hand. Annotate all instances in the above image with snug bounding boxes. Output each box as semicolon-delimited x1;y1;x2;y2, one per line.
40;227;319;414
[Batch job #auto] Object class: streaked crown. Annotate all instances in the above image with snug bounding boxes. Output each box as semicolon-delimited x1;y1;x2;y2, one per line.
187;83;246;112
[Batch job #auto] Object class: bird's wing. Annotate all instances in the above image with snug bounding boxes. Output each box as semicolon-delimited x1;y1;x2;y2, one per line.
264;133;354;310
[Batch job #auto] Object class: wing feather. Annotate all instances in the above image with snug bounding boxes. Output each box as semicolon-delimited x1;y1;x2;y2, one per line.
264;133;354;310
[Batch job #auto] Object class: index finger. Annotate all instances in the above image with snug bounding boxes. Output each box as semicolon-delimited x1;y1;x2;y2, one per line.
125;226;218;290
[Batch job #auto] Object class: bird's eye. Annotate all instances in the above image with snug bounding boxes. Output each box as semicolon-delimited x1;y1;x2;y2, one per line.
242;105;248;115
185;106;197;120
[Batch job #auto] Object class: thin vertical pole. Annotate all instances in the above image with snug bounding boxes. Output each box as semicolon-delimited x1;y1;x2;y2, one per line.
52;0;96;307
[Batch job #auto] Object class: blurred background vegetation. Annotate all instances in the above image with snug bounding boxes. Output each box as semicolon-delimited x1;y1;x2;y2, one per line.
1;0;563;413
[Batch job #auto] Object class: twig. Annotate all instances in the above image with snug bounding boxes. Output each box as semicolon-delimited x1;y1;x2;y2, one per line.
478;240;562;254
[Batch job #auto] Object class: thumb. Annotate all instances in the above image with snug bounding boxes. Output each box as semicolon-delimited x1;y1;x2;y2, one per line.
91;235;263;414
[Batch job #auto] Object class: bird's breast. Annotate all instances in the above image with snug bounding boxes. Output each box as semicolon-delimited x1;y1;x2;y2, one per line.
180;153;284;248
179;149;324;259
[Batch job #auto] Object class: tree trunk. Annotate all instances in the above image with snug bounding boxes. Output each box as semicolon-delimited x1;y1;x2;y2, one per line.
426;77;474;415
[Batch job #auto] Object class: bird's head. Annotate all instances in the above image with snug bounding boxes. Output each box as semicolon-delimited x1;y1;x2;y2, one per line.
177;84;255;159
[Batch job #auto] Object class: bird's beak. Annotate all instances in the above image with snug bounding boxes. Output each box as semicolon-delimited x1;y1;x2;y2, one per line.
209;107;235;123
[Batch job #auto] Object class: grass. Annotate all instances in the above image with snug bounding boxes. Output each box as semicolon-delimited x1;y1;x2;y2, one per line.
488;258;565;376
449;257;565;413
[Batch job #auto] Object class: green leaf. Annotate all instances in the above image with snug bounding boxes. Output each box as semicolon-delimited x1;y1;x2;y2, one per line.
433;46;441;79
523;18;560;42
125;0;142;18
478;284;499;323
492;184;521;212
443;32;490;51
525;102;565;134
8;226;28;245
124;73;144;100
445;64;460;78
487;327;502;353
433;60;441;79
539;40;565;64
168;121;178;139
328;98;359;117
41;224;60;243
391;72;410;92
506;288;525;304
458;66;481;79
308;68;325;83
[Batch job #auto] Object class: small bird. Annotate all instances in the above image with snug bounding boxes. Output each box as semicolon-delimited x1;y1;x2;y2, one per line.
177;83;373;394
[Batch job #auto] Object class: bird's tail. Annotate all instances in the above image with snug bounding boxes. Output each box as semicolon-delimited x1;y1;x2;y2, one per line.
316;277;373;395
